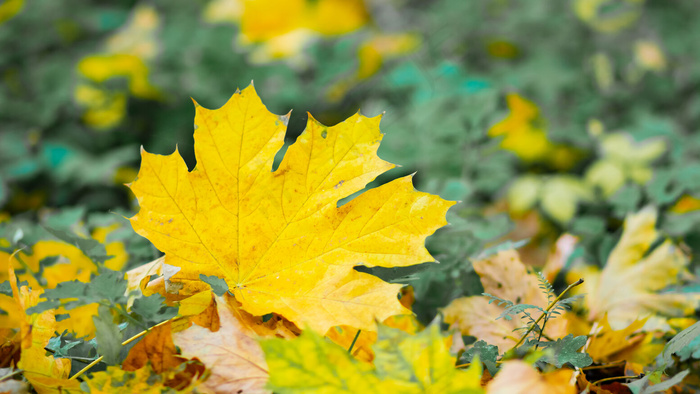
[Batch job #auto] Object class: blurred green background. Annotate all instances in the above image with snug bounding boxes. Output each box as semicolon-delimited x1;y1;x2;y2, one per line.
3;0;700;321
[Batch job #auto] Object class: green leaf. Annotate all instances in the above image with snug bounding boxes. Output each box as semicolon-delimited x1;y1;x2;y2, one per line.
539;334;592;368
459;340;499;375
625;370;689;394
130;294;177;326
28;269;129;313
662;321;700;366
93;305;123;365
199;274;229;296
43;226;112;264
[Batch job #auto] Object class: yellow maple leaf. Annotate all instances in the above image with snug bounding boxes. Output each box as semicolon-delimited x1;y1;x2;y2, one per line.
586;316;648;363
263;323;484;393
569;207;700;330
7;266;81;394
83;365;191;394
442;250;568;352
129;85;453;333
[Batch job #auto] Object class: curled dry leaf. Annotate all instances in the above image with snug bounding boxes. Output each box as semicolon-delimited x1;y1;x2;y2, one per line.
129;84;453;333
442;250;567;351
570;207;700;330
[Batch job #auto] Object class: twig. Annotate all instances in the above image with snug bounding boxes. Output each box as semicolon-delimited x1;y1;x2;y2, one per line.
348;330;361;354
591;375;641;386
69;317;177;380
0;370;23;383
510;278;584;351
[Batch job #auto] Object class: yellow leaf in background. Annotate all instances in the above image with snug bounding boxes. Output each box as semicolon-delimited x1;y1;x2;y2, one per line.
486;40;520;59
574;0;643;33
635;40;667;73
571;207;700;330
240;0;368;42
357;34;420;80
0;0;23;25
203;0;243;24
328;33;421;102
77;55;160;100
586;316;647;363
486;360;575;394
508;175;592;225
442;250;567;352
129;85;453;333
585;132;666;197
670;194;700;214
591;52;614;92
488;94;580;168
92;223;129;272
0;240;96;289
105;5;161;60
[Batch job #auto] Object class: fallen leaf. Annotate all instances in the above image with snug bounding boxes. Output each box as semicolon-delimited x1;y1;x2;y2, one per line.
486;360;575;394
442;250;568;351
83;365;186;394
262;323;484;393
8;267;77;394
129;85;453;333
587;316;648;363
574;207;700;330
172;294;274;394
122;321;182;373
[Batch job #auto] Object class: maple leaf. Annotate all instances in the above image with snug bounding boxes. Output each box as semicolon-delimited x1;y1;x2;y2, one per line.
7;267;81;394
442;250;567;351
129;85;453;333
83;365;194;394
586;316;648;363
569;207;700;330
262;323;484;393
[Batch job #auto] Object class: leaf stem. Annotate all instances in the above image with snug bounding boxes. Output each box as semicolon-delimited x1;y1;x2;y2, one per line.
0;370;23;383
510;278;584;351
581;360;626;371
348;329;361;354
69;317;176;380
591;375;641;386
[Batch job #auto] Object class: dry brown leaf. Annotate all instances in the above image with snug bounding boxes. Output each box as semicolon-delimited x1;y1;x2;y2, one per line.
487;360;575;394
172;294;290;394
122;322;183;373
442;250;567;351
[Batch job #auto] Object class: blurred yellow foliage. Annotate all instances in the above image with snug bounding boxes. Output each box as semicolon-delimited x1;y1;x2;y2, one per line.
240;0;369;42
508;175;593;224
670;194;700;214
635;40;667;73
574;0;644;33
74;6;162;130
585;132;665;197
489;93;580;169
328;33;420;101
0;0;23;25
